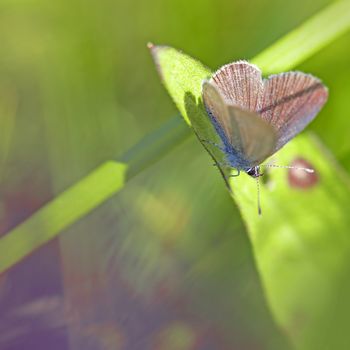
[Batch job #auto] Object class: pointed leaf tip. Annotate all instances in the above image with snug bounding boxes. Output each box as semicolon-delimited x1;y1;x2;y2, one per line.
149;45;212;126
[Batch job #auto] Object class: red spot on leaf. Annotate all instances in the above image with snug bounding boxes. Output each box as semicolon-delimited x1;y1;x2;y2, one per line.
288;157;319;189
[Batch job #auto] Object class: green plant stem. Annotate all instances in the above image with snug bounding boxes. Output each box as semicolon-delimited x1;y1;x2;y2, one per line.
0;162;126;272
1;0;350;274
0;116;189;273
121;115;190;179
253;0;350;73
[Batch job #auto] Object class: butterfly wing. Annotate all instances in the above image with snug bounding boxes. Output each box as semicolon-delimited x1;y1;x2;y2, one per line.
202;81;276;166
202;80;244;153
260;72;328;152
227;105;277;165
205;62;327;161
211;60;263;111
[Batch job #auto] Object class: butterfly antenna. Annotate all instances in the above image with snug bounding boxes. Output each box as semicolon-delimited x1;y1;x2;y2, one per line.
256;176;262;216
261;163;314;173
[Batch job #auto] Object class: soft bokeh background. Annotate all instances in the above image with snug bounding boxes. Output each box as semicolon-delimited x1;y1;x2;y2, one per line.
0;0;349;349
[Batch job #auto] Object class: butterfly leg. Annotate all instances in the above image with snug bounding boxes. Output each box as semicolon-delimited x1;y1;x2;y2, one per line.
229;169;241;177
200;139;225;152
213;161;231;168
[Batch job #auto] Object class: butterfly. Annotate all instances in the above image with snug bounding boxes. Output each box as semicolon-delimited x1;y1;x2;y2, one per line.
201;61;328;213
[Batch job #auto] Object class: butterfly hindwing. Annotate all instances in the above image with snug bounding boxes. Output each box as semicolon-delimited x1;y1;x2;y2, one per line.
260;72;328;152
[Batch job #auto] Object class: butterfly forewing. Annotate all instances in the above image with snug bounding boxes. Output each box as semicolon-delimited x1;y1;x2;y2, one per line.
260;72;328;152
203;81;276;167
226;105;276;165
202;81;243;152
211;61;263;111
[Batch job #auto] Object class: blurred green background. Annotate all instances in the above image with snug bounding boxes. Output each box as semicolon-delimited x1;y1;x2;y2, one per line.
0;0;350;349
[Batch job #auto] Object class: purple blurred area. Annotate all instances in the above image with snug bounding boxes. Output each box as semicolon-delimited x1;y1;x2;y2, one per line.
0;184;69;350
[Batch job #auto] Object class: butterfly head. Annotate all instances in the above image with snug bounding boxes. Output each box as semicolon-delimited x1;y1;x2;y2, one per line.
246;166;263;178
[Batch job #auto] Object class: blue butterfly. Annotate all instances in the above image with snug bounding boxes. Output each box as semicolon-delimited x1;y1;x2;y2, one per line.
201;61;328;213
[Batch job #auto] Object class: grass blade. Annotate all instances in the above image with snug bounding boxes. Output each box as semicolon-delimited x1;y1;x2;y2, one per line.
253;0;350;73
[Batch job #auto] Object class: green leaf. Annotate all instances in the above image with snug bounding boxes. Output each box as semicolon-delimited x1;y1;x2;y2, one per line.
149;44;233;188
149;44;211;126
232;135;350;348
